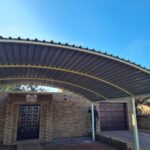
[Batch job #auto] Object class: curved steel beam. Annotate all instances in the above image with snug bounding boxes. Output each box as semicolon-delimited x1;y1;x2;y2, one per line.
0;77;108;100
0;64;134;96
0;81;96;102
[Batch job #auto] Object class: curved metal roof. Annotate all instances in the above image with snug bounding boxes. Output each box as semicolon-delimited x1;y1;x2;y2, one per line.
0;36;150;101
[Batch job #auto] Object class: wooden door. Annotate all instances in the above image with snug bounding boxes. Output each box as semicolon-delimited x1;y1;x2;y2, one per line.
17;105;40;140
99;103;128;131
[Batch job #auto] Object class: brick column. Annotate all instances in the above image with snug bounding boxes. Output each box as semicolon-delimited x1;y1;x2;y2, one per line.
127;100;133;131
45;102;53;141
95;103;100;134
39;104;47;142
3;102;14;145
0;94;7;143
12;104;19;143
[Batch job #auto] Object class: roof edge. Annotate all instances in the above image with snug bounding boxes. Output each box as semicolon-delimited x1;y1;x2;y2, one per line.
0;36;150;75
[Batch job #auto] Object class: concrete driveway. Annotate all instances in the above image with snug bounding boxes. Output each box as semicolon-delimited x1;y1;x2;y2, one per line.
16;137;118;150
100;131;150;150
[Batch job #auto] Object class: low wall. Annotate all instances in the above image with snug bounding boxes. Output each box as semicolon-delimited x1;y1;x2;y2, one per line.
96;134;131;150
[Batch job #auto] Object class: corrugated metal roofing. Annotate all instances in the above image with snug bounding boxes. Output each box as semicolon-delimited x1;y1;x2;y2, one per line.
0;36;150;101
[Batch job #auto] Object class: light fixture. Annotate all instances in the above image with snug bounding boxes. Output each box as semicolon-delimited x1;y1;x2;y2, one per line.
64;95;67;101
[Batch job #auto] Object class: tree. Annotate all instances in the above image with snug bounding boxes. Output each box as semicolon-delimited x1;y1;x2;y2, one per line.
0;84;46;92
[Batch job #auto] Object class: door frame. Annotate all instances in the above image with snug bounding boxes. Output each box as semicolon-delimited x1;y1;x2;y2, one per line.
99;102;129;131
4;93;53;145
17;104;41;140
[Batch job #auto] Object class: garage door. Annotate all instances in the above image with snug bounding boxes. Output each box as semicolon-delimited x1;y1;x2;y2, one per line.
99;103;128;131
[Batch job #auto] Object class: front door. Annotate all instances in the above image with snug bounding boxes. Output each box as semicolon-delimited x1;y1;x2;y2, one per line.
17;105;40;140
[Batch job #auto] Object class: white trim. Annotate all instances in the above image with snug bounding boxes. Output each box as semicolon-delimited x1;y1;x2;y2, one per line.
132;97;140;150
93;93;150;103
91;103;95;141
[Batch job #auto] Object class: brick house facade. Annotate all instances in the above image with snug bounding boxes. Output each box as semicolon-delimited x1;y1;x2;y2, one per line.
0;91;133;145
0;91;91;145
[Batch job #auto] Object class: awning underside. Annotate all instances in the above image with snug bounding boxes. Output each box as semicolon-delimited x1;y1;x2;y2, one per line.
0;37;150;101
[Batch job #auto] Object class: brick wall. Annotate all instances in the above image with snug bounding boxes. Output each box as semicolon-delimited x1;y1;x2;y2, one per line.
0;91;91;145
0;92;134;145
3;99;14;144
52;92;91;138
3;93;53;145
137;116;150;130
0;94;7;144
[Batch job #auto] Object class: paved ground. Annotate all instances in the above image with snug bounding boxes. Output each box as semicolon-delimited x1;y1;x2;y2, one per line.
101;131;150;150
42;142;118;150
17;143;42;150
0;145;16;150
16;137;118;150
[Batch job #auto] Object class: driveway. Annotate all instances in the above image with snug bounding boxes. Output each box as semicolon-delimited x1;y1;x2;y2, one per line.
16;137;118;150
101;131;150;150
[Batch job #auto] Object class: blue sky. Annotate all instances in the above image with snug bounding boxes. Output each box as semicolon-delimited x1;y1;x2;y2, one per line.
0;0;150;68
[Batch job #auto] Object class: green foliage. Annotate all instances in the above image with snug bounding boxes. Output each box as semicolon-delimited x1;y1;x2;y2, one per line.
0;84;47;92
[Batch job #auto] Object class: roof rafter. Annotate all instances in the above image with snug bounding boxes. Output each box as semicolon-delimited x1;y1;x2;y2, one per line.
0;64;134;96
0;77;108;100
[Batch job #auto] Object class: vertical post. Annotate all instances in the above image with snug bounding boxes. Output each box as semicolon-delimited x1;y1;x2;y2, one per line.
91;103;95;141
132;97;140;150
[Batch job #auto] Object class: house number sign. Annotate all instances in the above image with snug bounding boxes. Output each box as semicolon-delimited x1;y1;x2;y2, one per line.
26;95;37;102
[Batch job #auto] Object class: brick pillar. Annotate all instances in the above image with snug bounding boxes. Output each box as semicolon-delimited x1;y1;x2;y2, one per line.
45;102;52;141
0;94;7;143
3;102;14;145
12;104;19;143
95;103;100;134
127;100;133;131
39;104;47;142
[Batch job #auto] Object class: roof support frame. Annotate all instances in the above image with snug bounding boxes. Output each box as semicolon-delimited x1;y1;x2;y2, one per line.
0;38;150;101
0;77;108;100
0;82;98;101
93;93;150;103
0;64;134;96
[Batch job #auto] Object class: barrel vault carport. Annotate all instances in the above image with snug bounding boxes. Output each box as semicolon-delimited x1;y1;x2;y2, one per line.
0;36;150;150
